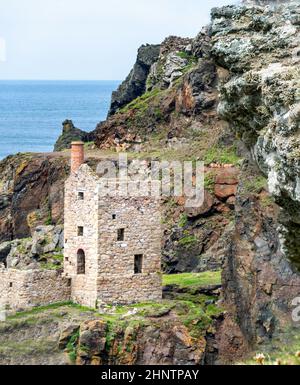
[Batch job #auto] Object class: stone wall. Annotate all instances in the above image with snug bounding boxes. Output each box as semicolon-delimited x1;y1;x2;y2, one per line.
0;268;71;310
97;194;162;304
64;165;99;308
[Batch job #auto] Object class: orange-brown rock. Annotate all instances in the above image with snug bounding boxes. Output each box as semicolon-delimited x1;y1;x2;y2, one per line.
185;190;214;218
226;196;236;209
214;184;237;200
215;168;238;185
215;202;231;213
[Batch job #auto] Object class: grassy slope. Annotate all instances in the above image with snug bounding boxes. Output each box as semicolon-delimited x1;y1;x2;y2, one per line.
163;271;221;287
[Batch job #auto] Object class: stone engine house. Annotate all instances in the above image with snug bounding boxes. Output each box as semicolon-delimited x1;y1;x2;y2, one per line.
64;142;162;308
0;142;162;311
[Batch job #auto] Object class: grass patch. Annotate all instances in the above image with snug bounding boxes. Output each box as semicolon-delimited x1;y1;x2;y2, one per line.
178;235;198;246
204;172;215;193
0;339;58;357
7;301;95;320
178;213;188;228
118;88;163;114
243;175;267;194
66;329;80;363
240;328;300;365
162;271;222;288
203;145;241;166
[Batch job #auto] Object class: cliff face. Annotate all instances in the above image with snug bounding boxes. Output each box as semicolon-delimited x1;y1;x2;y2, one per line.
211;1;300;360
0;153;69;242
108;44;161;116
212;2;300;268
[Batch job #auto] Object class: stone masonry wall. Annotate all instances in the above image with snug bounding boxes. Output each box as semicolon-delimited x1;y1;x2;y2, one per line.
0;268;71;310
64;165;99;308
97;194;162;304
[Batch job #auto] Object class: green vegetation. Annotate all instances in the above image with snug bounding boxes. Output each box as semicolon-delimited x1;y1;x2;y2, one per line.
119;88;164;114
0;339;58;357
178;235;198;246
40;252;64;271
44;211;52;226
261;194;274;208
203;145;241;166
66;329;80;363
204;172;215;193
178;213;188;228
176;51;198;64
162;271;222;288
7;301;95;320
240;329;300;365
243;175;267;194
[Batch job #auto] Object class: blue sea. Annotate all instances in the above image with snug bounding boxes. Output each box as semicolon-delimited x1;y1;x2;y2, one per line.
0;80;120;160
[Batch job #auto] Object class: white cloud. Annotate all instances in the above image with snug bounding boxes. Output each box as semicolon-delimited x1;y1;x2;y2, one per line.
0;38;6;62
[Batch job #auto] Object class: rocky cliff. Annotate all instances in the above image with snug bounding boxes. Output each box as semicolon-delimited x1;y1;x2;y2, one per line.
0;0;300;365
108;44;161;116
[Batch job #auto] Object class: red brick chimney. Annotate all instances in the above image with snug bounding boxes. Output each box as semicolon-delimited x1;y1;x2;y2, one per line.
71;141;84;173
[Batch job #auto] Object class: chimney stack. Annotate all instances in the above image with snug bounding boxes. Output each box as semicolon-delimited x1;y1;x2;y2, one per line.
71;141;84;173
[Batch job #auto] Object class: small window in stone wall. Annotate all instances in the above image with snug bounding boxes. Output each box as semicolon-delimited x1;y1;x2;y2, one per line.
117;228;125;241
112;214;116;220
134;255;143;274
77;249;85;275
78;192;84;200
9;282;13;288
78;226;84;236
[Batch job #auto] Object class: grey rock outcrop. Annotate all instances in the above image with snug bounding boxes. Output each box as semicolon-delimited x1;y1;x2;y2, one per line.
0;225;64;270
146;36;194;90
213;1;300;267
54;120;95;152
108;44;160;116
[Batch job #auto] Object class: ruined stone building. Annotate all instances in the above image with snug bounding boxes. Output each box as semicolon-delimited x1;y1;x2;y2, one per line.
63;142;162;308
0;142;162;310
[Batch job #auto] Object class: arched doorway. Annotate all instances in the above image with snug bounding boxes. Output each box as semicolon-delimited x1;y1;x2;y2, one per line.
77;249;85;275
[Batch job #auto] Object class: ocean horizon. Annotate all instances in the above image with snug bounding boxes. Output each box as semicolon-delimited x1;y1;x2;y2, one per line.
0;80;120;160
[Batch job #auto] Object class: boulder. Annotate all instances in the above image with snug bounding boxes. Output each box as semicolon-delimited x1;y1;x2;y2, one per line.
58;324;80;349
185;190;214;218
214;184;237;200
215;168;238;185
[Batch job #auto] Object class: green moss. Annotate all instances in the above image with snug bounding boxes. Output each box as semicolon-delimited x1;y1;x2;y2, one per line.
162;271;222;288
203;145;241;166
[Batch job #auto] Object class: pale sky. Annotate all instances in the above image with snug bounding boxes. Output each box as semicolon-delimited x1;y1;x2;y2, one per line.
0;0;236;80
